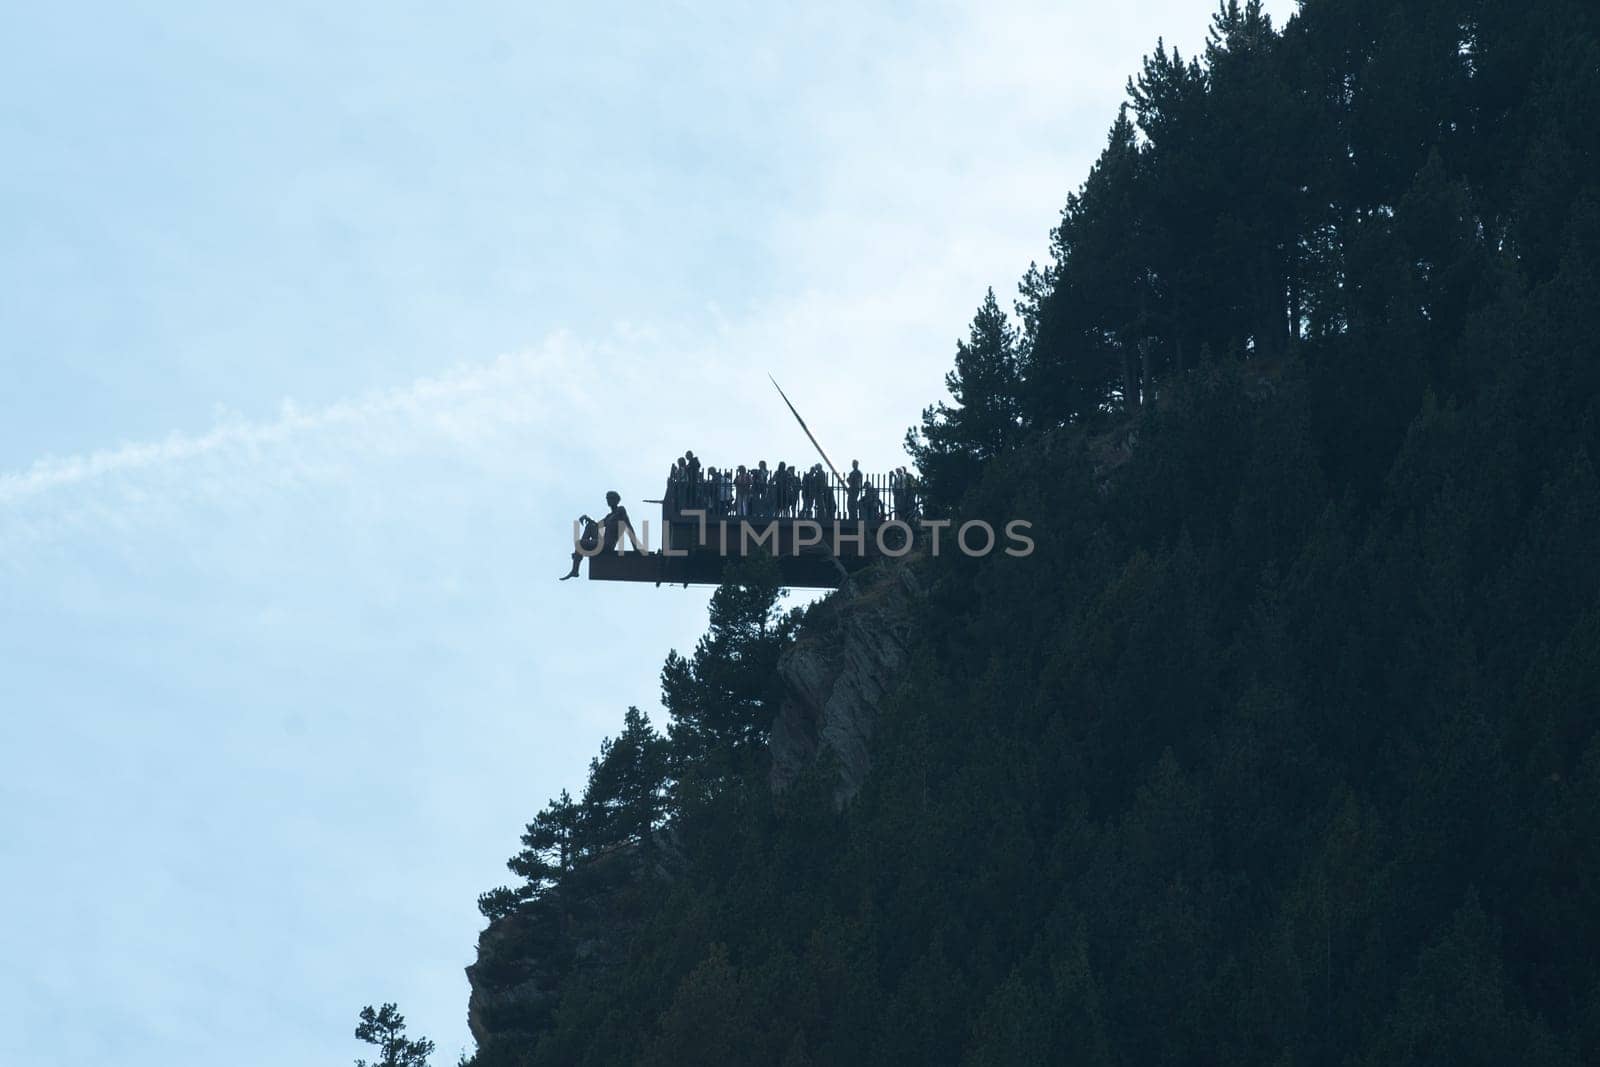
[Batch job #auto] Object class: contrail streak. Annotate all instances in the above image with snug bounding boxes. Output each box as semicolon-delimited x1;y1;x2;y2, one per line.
0;345;586;506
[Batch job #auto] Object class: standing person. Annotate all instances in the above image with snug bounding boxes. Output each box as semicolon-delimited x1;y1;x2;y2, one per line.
816;465;836;520
735;464;751;517
861;481;884;523
753;460;770;517
846;459;863;521
774;462;792;517
664;462;681;519
685;451;702;507
719;467;735;514
785;463;801;517
800;463;816;517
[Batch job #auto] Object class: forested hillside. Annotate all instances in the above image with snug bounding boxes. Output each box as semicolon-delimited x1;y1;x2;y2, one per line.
464;1;1600;1062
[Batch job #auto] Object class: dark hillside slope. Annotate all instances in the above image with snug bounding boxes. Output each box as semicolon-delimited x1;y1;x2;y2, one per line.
465;1;1600;1062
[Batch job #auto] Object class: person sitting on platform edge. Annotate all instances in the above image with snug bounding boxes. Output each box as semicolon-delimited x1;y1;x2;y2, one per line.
561;490;640;580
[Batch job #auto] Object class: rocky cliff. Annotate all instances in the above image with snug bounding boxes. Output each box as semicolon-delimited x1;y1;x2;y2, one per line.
465;833;684;1051
768;561;925;805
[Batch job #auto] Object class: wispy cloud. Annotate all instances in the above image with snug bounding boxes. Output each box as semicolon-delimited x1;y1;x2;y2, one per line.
0;335;618;571
0;338;596;509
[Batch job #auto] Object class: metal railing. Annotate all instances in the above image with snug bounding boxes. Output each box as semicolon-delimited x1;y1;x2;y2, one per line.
661;465;921;524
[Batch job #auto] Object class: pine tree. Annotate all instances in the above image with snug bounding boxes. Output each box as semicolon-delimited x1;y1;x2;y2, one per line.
1203;0;1302;360
906;288;1022;509
663;555;794;792
1128;39;1212;374
1022;108;1151;423
508;789;581;890
581;706;668;853
354;1003;433;1067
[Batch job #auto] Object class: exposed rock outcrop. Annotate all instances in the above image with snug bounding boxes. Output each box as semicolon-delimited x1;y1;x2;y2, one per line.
465;905;561;1047
465;832;684;1050
768;561;925;804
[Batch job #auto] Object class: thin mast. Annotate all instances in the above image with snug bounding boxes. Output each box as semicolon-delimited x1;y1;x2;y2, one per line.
769;374;844;485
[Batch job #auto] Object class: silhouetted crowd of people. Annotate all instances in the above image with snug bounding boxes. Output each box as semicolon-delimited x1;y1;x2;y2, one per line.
665;451;919;523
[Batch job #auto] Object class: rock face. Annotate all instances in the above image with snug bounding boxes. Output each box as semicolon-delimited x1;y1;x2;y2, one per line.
465;906;561;1047
769;561;925;804
465;834;683;1052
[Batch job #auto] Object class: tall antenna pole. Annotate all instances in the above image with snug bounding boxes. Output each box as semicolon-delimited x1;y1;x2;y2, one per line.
769;374;844;485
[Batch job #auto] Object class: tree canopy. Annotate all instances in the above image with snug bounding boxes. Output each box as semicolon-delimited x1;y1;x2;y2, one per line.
458;1;1600;1062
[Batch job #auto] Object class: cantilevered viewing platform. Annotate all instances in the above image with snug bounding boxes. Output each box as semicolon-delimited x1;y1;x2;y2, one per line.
583;467;922;589
587;517;907;588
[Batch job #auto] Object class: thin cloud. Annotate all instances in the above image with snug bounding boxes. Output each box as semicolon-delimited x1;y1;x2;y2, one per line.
0;338;594;508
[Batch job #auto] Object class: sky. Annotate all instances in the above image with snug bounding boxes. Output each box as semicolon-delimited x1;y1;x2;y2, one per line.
0;2;1294;1063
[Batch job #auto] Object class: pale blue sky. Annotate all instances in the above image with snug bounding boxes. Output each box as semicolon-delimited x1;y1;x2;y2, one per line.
0;2;1291;1063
